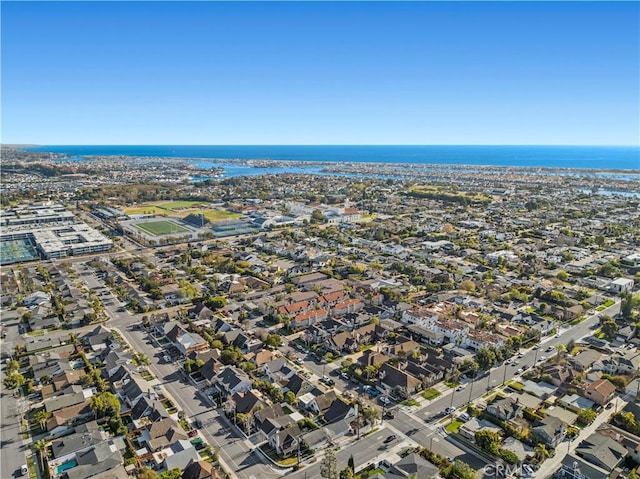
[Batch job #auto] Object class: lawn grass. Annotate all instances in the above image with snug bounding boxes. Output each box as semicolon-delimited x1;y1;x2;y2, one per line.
401;399;420;407
363;427;379;437
593;329;605;340
422;388;441;400
444;419;464;434
158;201;207;210
200;209;242;222
123;205;168;216
444;380;460;388
133;220;191;236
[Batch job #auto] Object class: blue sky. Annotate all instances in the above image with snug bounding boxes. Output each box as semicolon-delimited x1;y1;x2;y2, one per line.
1;1;639;145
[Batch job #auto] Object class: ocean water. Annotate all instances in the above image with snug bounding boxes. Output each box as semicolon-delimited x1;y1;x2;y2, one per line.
27;145;640;170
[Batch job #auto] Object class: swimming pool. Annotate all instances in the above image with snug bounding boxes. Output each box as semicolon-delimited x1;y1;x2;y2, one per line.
55;460;77;474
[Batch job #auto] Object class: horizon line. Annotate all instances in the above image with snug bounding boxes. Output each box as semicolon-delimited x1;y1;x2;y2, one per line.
8;143;640;148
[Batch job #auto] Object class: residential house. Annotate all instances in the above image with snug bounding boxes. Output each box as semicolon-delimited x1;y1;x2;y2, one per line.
391;453;439;479
138;417;189;452
166;324;209;356
46;399;94;435
214;366;253;396
332;298;364;317
486;396;523;421
463;331;505;351
584;378;616;406
64;441;126;479
182;459;220;479
561;432;627;479
401;308;437;328
120;372;150;409
231;390;266;415
292;308;329;330
602;351;640;376
378;363;422;399
270;424;302;457
432;319;469;344
569;349;602;373
532;416;567;448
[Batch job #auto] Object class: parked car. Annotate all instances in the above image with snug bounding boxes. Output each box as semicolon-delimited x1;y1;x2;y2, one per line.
379;396;391;405
516;368;523;374
21;464;28;476
459;412;471;421
384;411;395;419
340;372;350;381
445;406;456;414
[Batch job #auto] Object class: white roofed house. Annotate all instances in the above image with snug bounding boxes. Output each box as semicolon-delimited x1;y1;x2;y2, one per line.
609;277;634;294
401;307;438;328
463;330;505;351
432;319;469;344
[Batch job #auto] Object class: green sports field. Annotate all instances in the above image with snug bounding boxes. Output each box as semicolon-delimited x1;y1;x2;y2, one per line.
132;220;191;236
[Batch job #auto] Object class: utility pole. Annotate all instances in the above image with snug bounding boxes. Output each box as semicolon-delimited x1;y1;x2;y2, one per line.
502;361;509;386
468;375;474;405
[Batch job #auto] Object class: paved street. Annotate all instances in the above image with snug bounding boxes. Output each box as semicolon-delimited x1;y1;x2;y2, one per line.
0;310;30;479
1;257;622;479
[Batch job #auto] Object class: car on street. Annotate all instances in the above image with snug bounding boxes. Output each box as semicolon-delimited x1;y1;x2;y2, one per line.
455;384;466;392
295;357;304;364
364;386;380;397
538;356;547;362
459;412;471;421
445;406;456;414
532;345;539;350
516;368;523;374
384;435;396;443
340;372;350;381
384;411;395;419
522;365;529;370
21;464;28;476
546;346;555;352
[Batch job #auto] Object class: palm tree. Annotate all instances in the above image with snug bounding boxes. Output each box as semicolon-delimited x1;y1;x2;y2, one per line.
33;439;47;473
33;409;52;431
534;443;550;462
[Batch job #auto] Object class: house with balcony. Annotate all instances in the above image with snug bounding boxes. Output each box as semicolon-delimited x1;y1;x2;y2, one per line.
532;416;566;448
432;319;469;344
463;331;505;351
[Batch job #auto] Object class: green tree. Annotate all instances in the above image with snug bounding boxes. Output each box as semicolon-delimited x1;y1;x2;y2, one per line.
6;359;20;374
320;447;338;479
534;443;551;462
90;392;121;418
446;460;476;479
4;372;25;389
577;408;597;425
601;320;618;339
476;347;497;370
266;334;282;348
33;409;52;430
339;466;354;479
159;469;182;479
362;406;381;425
284;391;296;405
621;292;634;319
475;430;501;454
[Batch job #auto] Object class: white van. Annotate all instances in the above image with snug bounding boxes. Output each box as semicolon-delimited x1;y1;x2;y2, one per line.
21;464;28;476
